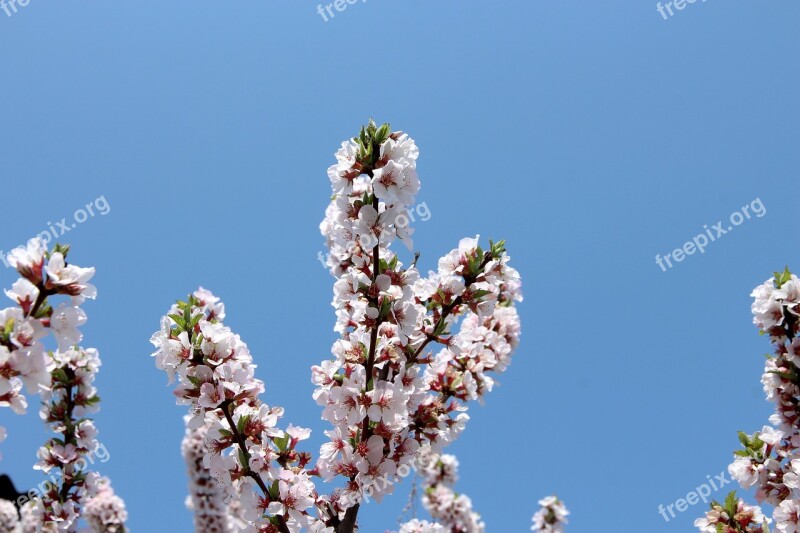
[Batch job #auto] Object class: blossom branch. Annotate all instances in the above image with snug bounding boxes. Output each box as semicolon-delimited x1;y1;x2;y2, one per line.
1;238;123;531
151;289;320;532
697;267;800;532
315;121;523;533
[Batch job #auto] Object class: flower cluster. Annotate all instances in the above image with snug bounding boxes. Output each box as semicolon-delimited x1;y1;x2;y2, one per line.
151;288;324;533
416;450;484;533
398;519;446;533
83;477;128;533
313;122;523;529
182;418;235;533
33;346;105;530
145;122;529;532
0;238;122;531
531;496;569;533
325;120;420;258
695;492;771;532
698;268;800;532
0;498;20;531
0;239;74;419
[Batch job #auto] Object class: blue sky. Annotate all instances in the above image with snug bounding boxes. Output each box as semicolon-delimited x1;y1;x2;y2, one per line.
0;1;798;531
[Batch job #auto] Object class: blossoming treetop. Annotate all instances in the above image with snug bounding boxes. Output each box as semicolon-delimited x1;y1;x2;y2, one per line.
150;120;530;532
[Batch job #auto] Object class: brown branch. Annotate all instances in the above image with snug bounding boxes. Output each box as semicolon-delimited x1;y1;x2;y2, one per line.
27;285;53;318
339;503;360;533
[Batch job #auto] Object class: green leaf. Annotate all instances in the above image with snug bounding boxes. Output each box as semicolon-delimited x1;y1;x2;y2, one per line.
168;314;185;329
768;369;795;380
237;415;250;436
52;243;71;259
3;318;15;338
274;435;289;452
491;239;507;257
375;123;391;145
774;266;792;287
723;491;738;515
190;313;204;328
737;431;750;448
51;368;70;385
268;480;280;500
380;298;392;319
34;303;52;320
85;395;101;405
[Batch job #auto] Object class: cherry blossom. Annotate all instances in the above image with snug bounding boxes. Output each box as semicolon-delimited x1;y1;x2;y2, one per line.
145;121;535;532
33;346;107;531
84;477;128;533
695;493;770;532
531;496;569;533
7;238;47;285
396;448;484;533
398;519;446;533
151;288;321;533
0;239;125;531
0;498;19;531
699;268;800;532
182;420;235;533
309;122;524;530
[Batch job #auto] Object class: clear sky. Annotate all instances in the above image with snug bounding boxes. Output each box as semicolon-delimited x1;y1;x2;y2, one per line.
0;1;798;531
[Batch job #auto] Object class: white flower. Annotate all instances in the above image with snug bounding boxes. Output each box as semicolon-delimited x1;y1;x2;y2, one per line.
366;381;408;429
5;278;40;315
0;498;19;532
758;425;784;446
354;205;381;249
381;133;419;163
84;477;128;533
532;496;569;533
198;381;226;408
399;519;447;533
276;469;315;524
7;238;46;284
0;379;27;414
50;304;87;351
695;499;769;533
193;287;225;321
372;159;417;207
286;425;312;443
45;252;97;301
328;139;362;194
0;307;46;350
774;499;800;533
75;420;98;451
355;435;397;502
